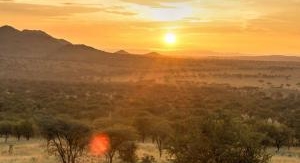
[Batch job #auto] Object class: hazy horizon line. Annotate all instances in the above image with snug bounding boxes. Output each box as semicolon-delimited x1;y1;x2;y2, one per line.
1;24;300;58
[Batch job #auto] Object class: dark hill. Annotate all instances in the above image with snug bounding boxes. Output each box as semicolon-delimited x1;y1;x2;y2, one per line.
0;25;70;58
114;50;130;55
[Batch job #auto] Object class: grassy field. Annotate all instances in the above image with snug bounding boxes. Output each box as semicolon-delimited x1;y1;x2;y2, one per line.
0;139;55;163
269;147;300;163
0;139;299;163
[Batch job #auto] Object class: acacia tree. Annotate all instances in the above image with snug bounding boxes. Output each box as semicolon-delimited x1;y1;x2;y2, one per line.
118;141;138;163
151;120;173;158
260;123;291;152
287;109;300;146
133;116;152;142
38;117;91;163
0;121;13;142
13;120;34;140
21;120;34;140
102;125;137;163
13;122;23;140
167;115;271;163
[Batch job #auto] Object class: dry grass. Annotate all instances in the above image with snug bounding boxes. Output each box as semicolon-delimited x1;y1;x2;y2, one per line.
0;139;299;163
272;156;300;163
270;147;300;163
0;138;56;163
137;142;169;163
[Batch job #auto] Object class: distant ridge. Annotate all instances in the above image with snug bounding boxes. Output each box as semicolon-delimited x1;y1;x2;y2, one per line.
1;25;300;63
216;55;300;62
0;25;153;63
114;50;130;55
145;52;162;57
0;25;19;34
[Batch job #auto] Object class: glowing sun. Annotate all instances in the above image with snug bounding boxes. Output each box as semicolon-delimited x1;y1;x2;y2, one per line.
164;33;176;44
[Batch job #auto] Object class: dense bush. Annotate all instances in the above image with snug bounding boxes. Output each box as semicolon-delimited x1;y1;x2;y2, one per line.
167;114;271;163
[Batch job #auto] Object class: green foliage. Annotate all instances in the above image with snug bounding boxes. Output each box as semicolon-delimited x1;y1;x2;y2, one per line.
150;120;173;157
20;120;34;140
167;114;271;163
258;123;292;151
13;122;23;140
0;79;300;160
287;109;300;143
0;121;13;142
13;120;34;140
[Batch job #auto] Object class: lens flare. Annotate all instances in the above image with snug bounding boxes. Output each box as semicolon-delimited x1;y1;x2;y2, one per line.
89;134;110;156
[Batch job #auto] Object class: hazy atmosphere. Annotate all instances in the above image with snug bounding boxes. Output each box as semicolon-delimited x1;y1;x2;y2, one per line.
1;0;300;56
1;1;300;163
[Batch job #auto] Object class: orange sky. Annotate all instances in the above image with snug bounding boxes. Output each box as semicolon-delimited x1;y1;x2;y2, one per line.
0;0;300;56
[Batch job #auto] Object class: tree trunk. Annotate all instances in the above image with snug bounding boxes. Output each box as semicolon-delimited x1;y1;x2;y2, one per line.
159;148;162;158
106;153;114;163
142;135;145;143
276;144;280;152
156;138;163;158
109;155;113;163
4;134;8;143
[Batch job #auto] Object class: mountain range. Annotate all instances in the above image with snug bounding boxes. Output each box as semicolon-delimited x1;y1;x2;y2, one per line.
0;25;164;62
1;25;300;62
1;25;300;83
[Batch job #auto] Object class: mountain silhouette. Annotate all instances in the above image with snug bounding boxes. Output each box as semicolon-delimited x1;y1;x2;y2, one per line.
114;50;130;55
0;25;152;82
47;44;113;62
0;25;151;63
1;25;300;63
0;25;70;58
145;52;162;57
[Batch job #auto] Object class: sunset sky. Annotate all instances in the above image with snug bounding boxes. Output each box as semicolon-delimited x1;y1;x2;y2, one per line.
1;0;300;56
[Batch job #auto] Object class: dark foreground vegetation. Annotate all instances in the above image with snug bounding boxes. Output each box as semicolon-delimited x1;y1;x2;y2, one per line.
0;79;300;163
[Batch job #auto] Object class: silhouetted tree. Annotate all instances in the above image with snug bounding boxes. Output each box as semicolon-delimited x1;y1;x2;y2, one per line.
38;117;91;163
0;121;13;142
133;116;152;142
20;120;34;140
13;122;23;141
118;141;138;163
102;125;137;163
151;120;173;157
